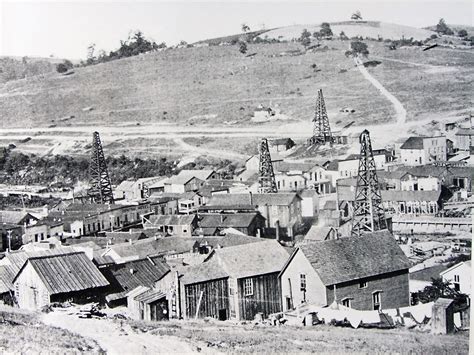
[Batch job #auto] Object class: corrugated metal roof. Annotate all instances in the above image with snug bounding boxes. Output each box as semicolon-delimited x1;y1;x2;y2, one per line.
134;289;167;304
24;252;109;294
0;265;17;293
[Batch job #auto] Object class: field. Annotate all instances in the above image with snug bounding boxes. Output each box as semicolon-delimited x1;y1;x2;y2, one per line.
0;306;102;353
0;21;472;161
127;317;469;354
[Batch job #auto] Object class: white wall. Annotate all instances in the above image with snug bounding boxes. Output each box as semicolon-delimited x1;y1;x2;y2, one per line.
441;262;471;296
280;249;327;310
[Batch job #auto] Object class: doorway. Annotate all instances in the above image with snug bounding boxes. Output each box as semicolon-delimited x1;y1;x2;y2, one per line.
218;309;227;321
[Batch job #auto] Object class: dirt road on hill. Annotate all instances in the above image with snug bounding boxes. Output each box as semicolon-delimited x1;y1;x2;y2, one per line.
354;58;407;124
42;309;201;355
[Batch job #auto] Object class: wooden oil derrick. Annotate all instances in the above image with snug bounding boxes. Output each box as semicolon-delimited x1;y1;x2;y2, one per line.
308;89;333;145
350;130;387;236
258;138;278;193
88;131;114;204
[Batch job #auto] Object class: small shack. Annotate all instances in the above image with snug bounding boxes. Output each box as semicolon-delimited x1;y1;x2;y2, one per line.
127;287;169;321
13;251;109;310
431;298;455;334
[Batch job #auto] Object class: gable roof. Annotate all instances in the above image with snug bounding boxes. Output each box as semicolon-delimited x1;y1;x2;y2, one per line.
181;259;229;285
104;257;169;301
167;170;214;185
16;252;109;294
381;189;442;202
198;213;261;229
297;231;411;286
0;210;38;225
208;193;300;207
304;225;335;241
400;137;425;150
211;239;290;279
146;214;196;226
440;261;471;276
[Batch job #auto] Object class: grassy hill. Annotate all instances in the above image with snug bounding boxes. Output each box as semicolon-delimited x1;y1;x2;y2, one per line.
0;21;472;159
264;21;436;41
0;306;102;353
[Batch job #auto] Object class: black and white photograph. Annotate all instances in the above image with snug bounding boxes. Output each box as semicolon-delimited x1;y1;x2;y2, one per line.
0;0;472;353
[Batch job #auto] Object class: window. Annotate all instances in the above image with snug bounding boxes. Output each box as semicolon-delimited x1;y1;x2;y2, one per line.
300;274;306;292
244;278;253;296
342;298;351;308
359;281;367;289
454;275;460;291
373;291;381;310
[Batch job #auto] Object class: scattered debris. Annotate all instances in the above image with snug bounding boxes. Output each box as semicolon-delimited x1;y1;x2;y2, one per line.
82;106;94;112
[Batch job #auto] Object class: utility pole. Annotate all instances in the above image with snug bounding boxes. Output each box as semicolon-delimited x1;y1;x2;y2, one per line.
351;130;387;237
258;138;278;193
88;131;114;204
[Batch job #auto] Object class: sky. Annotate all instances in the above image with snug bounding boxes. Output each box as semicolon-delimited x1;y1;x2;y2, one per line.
0;0;472;60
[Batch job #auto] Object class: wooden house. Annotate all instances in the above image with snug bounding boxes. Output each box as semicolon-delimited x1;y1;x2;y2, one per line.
196;213;265;237
180;240;290;321
143;214;198;237
280;231;411;311
102;256;170;305
127;287;169;321
13;251;109;310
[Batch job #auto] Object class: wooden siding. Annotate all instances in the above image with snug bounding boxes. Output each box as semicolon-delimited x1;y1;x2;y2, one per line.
185;278;229;319
237;272;282;320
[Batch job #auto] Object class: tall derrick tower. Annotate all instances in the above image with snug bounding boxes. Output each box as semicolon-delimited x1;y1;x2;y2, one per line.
350;130;387;237
88;131;114;204
258;138;278;193
309;89;333;145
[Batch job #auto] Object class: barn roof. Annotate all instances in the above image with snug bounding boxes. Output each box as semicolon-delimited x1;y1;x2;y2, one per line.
198;213;262;229
400;137;425;150
134;289;167;304
146;214;196;226
208;193;300;207
0;265;17;293
104;257;169;301
211;239;290;279
17;252;109;294
181;259;229;285
297;231;411;286
0;210;37;225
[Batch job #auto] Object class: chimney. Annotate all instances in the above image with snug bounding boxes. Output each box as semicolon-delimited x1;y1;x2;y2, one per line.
129;239;133;245
249;192;253;205
130;268;134;274
275;220;280;242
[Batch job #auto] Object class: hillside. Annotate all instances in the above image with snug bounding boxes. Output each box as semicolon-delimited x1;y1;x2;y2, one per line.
0;21;472;160
264;21;436;41
0;306;102;353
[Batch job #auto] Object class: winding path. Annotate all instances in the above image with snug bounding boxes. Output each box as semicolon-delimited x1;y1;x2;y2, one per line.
354;58;407;124
42;309;199;354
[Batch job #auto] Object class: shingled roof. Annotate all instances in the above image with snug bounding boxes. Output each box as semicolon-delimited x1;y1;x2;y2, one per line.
211;239;290;279
104;257;170;301
15;252;109;294
296;231;411;286
400;137;425;150
208;193;300;207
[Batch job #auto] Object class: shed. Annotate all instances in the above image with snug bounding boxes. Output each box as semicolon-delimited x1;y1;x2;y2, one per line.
13;251;109;310
431;298;455;334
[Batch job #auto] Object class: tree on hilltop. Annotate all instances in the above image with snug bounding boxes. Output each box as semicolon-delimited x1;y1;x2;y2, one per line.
320;23;333;38
241;23;251;33
351;11;362;20
435;18;454;35
300;29;312;48
458;29;468;38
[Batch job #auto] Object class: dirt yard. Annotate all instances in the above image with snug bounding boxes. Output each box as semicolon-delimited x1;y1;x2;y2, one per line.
39;306;469;354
